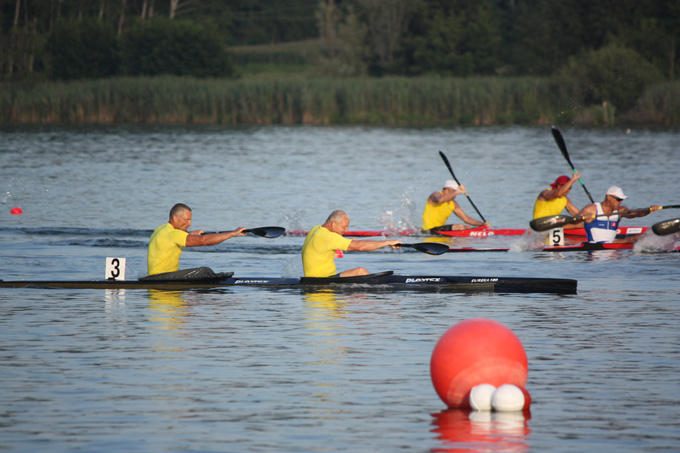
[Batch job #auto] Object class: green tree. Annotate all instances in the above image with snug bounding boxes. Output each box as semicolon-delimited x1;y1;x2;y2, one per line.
121;18;233;77
558;44;664;111
45;20;119;80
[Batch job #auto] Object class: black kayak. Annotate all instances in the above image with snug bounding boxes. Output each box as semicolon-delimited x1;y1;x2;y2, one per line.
0;271;577;294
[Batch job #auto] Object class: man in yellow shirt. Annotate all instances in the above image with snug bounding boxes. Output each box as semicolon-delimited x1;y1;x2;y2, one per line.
421;180;487;232
302;210;400;277
147;203;246;276
532;173;581;220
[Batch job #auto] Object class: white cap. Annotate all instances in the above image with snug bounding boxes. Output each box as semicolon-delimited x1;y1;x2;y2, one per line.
443;179;459;190
606;185;627;200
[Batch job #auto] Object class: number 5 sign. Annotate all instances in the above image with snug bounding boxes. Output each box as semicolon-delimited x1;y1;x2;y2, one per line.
105;257;127;281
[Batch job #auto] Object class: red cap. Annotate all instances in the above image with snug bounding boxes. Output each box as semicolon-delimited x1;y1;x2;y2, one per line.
550;175;570;188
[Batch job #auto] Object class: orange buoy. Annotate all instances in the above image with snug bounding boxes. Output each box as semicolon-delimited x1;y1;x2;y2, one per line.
10;206;23;215
430;318;528;409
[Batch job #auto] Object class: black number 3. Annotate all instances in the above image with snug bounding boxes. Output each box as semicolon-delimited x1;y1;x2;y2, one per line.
110;258;120;279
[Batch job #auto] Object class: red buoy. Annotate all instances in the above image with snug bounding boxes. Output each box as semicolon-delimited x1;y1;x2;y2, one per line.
10;206;23;215
430;319;528;409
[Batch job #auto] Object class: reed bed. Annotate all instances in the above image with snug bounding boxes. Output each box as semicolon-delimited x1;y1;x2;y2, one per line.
624;81;680;126
1;76;675;126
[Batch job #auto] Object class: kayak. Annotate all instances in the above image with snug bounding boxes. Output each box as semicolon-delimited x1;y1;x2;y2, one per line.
287;227;524;238
542;242;634;252
0;271;577;294
447;242;679;253
286;229;418;237
286;225;648;239
435;227;526;238
564;226;648;237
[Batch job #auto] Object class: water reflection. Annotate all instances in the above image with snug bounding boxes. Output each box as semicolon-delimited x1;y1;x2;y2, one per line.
303;289;344;316
431;409;531;453
104;289;127;325
148;290;189;331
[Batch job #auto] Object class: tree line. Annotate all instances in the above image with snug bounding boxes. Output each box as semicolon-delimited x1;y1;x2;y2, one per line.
1;0;678;120
2;0;677;79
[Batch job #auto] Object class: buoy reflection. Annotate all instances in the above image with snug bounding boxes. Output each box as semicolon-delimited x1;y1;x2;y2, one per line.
431;408;531;453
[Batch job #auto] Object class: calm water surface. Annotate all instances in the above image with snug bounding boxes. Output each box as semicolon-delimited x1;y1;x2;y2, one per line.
1;126;679;452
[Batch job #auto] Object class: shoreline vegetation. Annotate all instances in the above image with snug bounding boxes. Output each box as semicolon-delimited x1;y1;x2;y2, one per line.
2;76;679;127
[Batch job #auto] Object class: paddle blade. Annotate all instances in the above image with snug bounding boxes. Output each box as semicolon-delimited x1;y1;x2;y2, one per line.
530;215;579;232
244;226;286;238
652;218;680;236
400;242;450;255
438;150;457;181
551;126;573;167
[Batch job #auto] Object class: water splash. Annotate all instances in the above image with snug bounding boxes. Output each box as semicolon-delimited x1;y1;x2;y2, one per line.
509;232;545;252
378;189;419;233
634;232;678;253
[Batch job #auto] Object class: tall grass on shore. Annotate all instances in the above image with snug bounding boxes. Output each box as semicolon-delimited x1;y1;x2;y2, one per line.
623;81;680;126
1;76;674;126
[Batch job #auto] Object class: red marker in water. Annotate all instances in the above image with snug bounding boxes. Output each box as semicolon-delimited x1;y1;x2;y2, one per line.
10;207;23;215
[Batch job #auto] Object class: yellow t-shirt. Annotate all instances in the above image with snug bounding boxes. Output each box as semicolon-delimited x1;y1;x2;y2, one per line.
301;225;352;277
532;195;567;219
147;223;189;275
422;200;456;231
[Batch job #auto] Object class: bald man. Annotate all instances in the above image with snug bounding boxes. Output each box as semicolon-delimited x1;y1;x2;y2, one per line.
301;210;400;277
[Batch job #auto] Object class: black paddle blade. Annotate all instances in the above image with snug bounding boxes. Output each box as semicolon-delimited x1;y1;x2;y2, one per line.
244;226;286;238
399;242;450;255
438;151;457;180
551;126;573;167
652;218;680;236
530;215;578;232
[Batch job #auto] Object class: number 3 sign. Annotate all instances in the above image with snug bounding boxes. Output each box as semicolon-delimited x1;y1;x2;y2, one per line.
105;257;127;281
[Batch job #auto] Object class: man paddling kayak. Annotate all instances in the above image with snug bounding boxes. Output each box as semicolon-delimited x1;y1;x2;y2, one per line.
147;203;246;276
532;173;581;220
302;210;400;277
578;186;661;243
421;180;487;233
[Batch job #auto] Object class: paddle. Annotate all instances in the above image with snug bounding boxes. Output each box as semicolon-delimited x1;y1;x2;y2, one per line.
551;126;595;203
438;151;487;223
531;204;680;233
205;226;286;238
398;242;450;256
652;218;680;236
530;215;582;232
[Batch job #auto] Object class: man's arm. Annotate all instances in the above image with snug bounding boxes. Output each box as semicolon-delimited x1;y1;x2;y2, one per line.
186;227;246;247
620;205;662;219
542;173;581;201
452;205;485;227
347;239;400;252
577;204;597;222
565;198;580;216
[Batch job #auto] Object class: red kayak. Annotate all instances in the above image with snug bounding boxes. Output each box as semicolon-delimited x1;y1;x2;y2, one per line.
287;225;648;239
564;226;648;237
543;242;634;252
288;227;524;237
435;227;526;238
447;242;635;253
286;229;418;237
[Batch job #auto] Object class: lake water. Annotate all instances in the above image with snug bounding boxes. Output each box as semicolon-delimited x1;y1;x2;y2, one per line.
1;126;679;452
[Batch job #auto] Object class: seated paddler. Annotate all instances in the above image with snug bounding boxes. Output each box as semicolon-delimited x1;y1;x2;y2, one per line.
146;203;245;278
533;173;581;224
578;186;661;244
302;210;400;278
421;180;487;233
